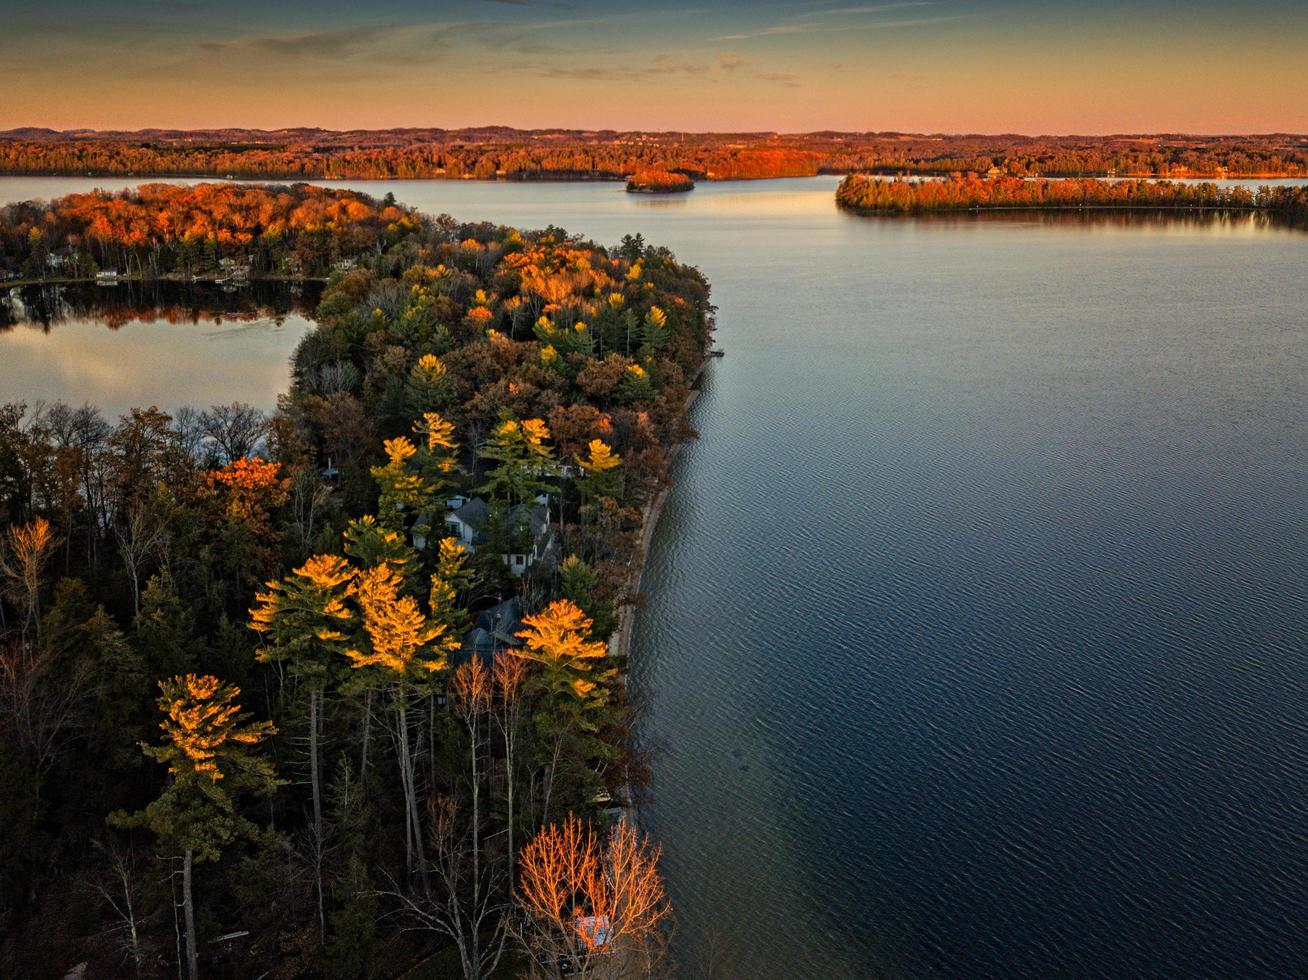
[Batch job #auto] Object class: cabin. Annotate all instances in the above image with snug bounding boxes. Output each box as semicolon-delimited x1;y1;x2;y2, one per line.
504;501;556;577
217;257;251;282
435;495;558;577
573;915;613;951
95;269;120;284
443;495;491;549
45;254;65;271
456;596;526;667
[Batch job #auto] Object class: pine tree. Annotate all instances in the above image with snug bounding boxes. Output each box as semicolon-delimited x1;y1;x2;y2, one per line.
110;674;277;980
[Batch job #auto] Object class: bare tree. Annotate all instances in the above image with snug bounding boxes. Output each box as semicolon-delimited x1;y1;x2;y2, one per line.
378;795;510;980
198;402;268;464
92;838;151;977
492;655;528;892
0;638;90;799
515;814;671;979
287;465;332;558
169;406;207;462
115;497;168;617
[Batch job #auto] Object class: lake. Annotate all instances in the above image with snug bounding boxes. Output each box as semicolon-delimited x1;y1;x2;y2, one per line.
0;279;317;418
3;175;1307;977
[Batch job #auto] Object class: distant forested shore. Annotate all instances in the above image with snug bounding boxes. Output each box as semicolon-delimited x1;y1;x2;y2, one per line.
836;175;1308;218
1;127;1305;181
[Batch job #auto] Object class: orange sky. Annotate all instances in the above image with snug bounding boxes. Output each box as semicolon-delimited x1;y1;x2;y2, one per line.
4;1;1306;134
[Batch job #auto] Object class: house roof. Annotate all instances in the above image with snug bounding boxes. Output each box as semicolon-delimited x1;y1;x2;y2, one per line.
454;596;527;668
574;915;613;948
507;503;549;540
451;496;491;528
476;595;525;643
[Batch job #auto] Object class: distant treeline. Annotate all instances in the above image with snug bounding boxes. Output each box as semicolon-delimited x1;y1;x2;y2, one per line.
0;127;1306;180
835;175;1308;216
0;182;418;280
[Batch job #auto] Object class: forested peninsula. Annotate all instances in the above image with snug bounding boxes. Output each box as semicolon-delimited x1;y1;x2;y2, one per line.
1;128;1306;181
0;184;713;979
836;174;1308;218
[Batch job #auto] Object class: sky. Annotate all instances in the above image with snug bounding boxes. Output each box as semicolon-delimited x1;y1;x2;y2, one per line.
3;0;1306;135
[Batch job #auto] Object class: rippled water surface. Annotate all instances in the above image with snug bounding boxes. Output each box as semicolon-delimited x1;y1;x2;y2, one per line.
3;176;1307;977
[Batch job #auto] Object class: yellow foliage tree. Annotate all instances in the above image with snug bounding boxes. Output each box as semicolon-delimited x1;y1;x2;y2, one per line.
515;599;609;702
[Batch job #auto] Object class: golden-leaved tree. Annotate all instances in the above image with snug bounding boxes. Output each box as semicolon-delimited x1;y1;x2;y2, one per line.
110;674;277;980
515;599;614;822
249;552;355;940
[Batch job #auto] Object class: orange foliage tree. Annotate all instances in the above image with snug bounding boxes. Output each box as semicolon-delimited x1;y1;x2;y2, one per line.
516;814;670;978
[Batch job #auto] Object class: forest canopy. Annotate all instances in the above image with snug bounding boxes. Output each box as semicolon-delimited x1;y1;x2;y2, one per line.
1;127;1305;181
0;185;712;979
0;182;417;281
835;174;1308;217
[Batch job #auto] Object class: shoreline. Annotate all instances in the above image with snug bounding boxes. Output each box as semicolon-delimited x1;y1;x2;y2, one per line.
2;170;1304;185
2;273;326;289
837;203;1275;216
609;355;712;824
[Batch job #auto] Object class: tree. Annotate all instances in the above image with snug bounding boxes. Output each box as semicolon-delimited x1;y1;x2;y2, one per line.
559;555;617;641
345;562;456;886
515;814;670;978
0;635;91;803
515;599;610;705
479;417;555;506
198;402;269;465
115;491;169;617
406;353;456;417
514;600;613;822
249;552;356;941
110;674;277;980
371;436;432;533
0;516;58;640
576;438;622;501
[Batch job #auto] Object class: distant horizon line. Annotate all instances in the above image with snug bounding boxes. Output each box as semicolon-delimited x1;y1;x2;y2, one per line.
3;125;1306;141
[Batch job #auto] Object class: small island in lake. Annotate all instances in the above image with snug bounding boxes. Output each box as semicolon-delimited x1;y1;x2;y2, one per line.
626;169;695;194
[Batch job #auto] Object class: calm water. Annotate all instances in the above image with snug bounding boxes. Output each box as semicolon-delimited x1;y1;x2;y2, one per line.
3;176;1308;977
0;279;316;416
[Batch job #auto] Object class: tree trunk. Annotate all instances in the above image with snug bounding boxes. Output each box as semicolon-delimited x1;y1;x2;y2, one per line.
182;849;198;980
309;684;325;944
360;689;372;777
502;705;517;893
541;732;564;825
396;696;430;893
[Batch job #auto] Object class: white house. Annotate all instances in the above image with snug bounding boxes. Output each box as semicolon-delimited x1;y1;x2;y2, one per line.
429;495;557;577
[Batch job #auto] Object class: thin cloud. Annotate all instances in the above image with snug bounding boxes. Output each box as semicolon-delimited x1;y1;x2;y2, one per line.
798;2;933;17
718;14;960;41
480;0;575;8
201;26;408;59
754;70;801;88
198;17;611;65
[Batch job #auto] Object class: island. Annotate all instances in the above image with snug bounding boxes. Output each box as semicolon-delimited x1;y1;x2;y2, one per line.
0;184;713;979
836;174;1308;219
626;169;695;194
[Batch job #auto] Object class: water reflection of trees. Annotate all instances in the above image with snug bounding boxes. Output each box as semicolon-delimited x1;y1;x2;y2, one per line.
841;208;1307;234
0;279;322;332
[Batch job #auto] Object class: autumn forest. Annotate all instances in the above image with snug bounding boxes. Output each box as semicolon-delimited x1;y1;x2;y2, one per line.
2;128;1306;183
0;184;713;979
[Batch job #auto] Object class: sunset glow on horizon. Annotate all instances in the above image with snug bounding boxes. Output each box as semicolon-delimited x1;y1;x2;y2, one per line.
5;0;1306;135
